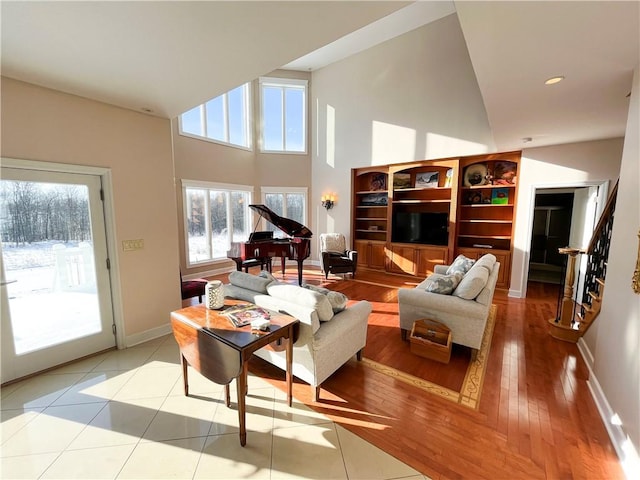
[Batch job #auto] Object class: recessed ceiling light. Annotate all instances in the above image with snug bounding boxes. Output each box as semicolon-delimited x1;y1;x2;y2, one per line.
545;76;565;85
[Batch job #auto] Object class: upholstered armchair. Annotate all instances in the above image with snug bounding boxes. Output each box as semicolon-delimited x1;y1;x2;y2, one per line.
320;233;357;279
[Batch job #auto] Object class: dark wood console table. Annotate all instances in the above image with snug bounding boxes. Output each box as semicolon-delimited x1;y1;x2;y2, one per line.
170;301;298;446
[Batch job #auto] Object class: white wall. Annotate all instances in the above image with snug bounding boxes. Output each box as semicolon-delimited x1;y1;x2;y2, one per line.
311;14;495;250
590;66;640;478
1;78;181;342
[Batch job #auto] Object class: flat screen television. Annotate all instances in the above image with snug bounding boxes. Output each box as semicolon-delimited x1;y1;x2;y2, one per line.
391;212;449;245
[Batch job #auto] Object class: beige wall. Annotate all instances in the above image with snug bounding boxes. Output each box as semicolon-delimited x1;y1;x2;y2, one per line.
310;14;495;253
172;70;313;277
1;78;180;342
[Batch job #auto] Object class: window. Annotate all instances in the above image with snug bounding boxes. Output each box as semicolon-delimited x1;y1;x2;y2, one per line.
259;77;307;153
182;180;252;265
261;187;308;238
179;83;251;149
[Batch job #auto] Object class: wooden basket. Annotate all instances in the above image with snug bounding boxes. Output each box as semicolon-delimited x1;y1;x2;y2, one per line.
409;319;452;364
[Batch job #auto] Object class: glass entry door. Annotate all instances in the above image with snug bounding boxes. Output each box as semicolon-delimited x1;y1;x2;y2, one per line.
1;167;115;383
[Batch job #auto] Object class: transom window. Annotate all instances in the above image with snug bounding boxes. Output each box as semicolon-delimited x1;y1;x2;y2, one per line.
182;180;252;265
179;83;251;150
259;77;307;154
261;187;307;238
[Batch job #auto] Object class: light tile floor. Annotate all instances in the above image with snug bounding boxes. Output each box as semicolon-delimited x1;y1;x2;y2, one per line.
1;334;427;479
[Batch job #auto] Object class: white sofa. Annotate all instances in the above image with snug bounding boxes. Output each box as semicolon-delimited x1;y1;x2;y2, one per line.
223;271;371;400
398;254;500;358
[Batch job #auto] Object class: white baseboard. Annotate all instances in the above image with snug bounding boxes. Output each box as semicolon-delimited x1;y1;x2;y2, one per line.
182;265;234;280
580;343;639;479
577;337;595;369
508;288;523;298
125;323;172;348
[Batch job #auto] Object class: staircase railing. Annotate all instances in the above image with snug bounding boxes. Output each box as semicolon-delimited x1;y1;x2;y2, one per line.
548;181;618;342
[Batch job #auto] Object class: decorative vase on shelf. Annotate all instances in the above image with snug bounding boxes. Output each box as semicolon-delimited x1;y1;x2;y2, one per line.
205;280;224;310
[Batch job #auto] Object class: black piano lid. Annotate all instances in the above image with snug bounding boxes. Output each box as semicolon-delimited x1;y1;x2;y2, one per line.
249;204;312;238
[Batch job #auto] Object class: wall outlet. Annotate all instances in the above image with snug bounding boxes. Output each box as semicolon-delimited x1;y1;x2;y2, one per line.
122;239;144;251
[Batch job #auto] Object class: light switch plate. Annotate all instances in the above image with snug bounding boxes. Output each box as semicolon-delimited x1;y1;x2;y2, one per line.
122;239;144;251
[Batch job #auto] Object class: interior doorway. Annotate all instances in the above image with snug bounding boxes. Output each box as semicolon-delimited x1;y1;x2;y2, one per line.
529;191;575;284
527;185;601;288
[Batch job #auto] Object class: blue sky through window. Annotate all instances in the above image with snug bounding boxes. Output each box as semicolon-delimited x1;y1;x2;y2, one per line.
181;105;202;136
206;96;224;140
179;79;305;153
179;84;249;148
228;86;246;146
263;86;283;151
285;89;304;152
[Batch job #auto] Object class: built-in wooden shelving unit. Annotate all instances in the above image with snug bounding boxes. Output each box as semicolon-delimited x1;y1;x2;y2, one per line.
351;151;521;288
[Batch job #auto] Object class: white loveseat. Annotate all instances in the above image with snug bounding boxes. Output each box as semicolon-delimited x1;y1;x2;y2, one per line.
223;271;371;400
398;254;500;358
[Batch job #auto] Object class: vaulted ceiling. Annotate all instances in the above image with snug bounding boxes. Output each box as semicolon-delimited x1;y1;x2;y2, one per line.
2;1;639;150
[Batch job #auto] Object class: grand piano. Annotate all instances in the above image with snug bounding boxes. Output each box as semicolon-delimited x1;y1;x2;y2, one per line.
227;204;312;285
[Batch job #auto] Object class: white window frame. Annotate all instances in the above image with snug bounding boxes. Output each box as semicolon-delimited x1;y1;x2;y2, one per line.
260;186;308;238
178;83;252;151
259;77;308;154
182;179;253;266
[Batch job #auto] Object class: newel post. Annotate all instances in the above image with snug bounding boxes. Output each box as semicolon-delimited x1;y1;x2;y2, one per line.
549;247;582;342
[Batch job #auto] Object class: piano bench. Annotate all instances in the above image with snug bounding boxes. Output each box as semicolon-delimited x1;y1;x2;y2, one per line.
242;258;272;273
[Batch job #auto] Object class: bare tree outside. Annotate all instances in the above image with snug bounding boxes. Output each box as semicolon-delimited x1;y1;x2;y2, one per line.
0;181;90;246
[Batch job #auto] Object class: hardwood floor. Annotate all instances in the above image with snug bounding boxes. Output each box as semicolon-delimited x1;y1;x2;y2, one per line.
203;267;623;479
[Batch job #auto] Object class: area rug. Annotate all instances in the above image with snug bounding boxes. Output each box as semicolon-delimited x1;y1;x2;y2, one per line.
362;304;497;410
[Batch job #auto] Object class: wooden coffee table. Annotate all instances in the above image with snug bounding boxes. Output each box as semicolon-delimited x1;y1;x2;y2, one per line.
170;300;298;446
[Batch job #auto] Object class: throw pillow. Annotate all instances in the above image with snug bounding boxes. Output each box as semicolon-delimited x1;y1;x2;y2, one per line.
322;234;345;254
422;272;463;295
473;253;496;273
258;270;279;284
302;284;349;313
228;271;274;293
267;283;334;321
453;264;489;300
446;254;476;276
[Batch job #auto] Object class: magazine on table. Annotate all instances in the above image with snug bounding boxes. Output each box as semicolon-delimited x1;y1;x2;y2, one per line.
222;304;272;328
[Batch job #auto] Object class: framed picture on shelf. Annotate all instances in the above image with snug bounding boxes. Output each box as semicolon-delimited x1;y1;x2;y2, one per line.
393;173;411;189
369;173;387;191
492;161;517;185
415;171;439;188
361;193;388;206
491;188;509;204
